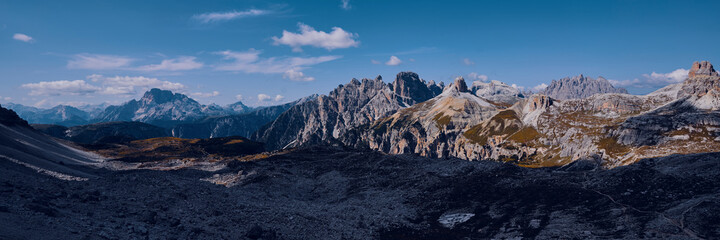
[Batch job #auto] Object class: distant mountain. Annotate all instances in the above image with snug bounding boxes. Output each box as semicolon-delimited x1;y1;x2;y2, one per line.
4;103;90;126
33;121;170;144
540;74;628;100
227;101;253;114
171;95;317;139
76;103;111;119
94;88;236;127
253;72;442;150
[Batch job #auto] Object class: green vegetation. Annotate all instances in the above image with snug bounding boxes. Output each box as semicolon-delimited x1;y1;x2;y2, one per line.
507;127;541;143
597;136;630;156
463;110;521;144
432;113;451;128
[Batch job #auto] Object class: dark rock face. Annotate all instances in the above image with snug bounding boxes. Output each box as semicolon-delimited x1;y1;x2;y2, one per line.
31;124;69;139
0;105;30;127
254;73;441;150
540;74;628;100
426;80;444;96
391;72;436;105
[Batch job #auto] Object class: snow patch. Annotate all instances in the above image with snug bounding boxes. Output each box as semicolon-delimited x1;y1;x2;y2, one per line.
438;212;475;228
0;154;88;181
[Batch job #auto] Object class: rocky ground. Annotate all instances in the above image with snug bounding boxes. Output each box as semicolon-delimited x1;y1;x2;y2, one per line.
1;145;719;239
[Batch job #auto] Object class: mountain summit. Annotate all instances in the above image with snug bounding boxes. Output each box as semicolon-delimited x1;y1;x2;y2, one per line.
95;88;229;127
540;74;628;100
254;72;442;150
688;60;718;78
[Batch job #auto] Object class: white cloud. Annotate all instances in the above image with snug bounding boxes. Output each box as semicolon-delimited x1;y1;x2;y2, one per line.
193;9;271;23
99;75;185;95
274;95;285;101
67;54;134;70
511;84;525;91
13;33;33;42
258;93;272;101
272;23;359;52
463;58;475;65
385;56;402;66
283;69;315;81
340;0;351;10
0;96;12;101
467;72;488;82
215;49;341;75
609;68;689;88
235;94;243;101
371;59;381;64
21;75;186;97
136;56;203;71
21;80;101;96
191;91;220;98
532;83;548;92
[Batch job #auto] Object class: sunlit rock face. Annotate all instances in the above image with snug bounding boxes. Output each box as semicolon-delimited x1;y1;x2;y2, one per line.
540;74;628;100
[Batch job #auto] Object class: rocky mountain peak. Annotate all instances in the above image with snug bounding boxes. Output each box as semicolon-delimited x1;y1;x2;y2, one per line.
679;61;720;98
392;71;436;105
447;77;469;93
349;78;361;85
540;74;628;100
689;61;718;78
141;88;191;105
524;95;553;112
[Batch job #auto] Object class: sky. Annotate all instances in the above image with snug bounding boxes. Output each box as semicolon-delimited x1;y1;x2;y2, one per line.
1;0;719;108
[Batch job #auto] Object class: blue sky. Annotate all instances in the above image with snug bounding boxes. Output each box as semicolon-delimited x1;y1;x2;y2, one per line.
1;0;719;107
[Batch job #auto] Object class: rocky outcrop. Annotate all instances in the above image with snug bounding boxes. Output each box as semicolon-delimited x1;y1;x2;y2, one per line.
679;61;720;99
390;72;436;106
471;80;525;105
0;104;30;127
254;72;441;150
688;60;718;78
448;77;469;92
540;74;628;100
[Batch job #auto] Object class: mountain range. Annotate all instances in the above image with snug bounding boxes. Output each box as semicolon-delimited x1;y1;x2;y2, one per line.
2;61;720;239
4;60;719;169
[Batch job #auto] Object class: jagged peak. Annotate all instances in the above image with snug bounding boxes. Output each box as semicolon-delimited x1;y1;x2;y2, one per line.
446;77;469;93
689;61;718;78
679;61;720;99
349;78;361;85
396;71;420;80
